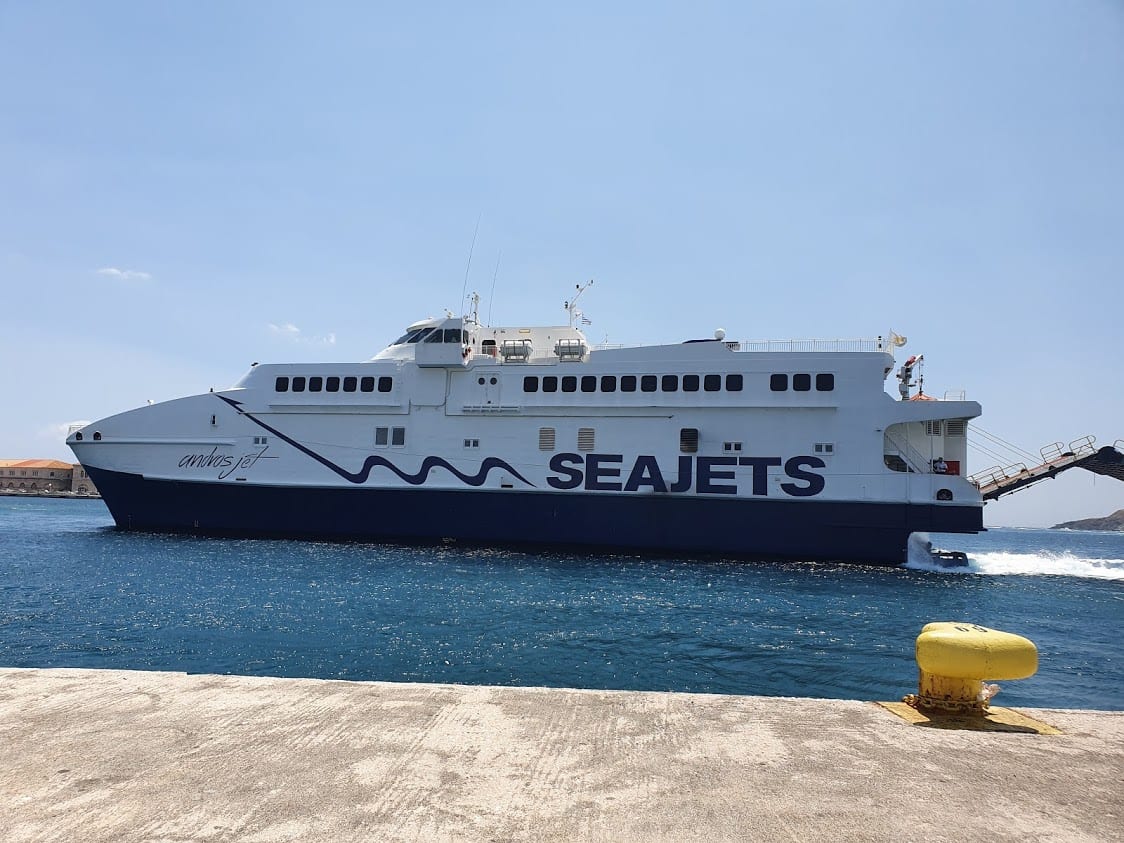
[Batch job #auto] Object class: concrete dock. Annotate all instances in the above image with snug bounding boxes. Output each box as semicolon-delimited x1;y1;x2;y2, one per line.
1;668;1120;842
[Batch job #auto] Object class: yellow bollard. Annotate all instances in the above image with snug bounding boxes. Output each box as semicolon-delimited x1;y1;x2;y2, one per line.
905;622;1037;714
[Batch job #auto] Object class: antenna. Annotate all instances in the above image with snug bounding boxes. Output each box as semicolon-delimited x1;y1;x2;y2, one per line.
487;250;502;326
459;214;481;316
565;279;594;328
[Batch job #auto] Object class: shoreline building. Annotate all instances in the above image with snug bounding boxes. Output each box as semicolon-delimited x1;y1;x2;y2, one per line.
0;459;100;496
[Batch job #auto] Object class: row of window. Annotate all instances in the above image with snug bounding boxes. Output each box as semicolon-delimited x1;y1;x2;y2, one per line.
522;372;836;395
770;373;835;392
275;375;393;394
523;373;747;394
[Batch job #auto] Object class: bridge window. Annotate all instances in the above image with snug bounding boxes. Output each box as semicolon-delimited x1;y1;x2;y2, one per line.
600;375;617;392
683;374;700;392
704;374;721;392
725;374;743;392
641;375;657;392
662;375;678;392
770;374;788;391
275;377;289;392
523;376;539;393
793;374;811;392
343;376;357;392
816;373;835;391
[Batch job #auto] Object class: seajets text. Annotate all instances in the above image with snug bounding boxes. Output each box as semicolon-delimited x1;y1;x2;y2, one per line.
547;453;826;496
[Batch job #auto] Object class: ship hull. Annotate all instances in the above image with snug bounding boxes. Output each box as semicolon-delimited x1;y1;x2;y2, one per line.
86;465;983;566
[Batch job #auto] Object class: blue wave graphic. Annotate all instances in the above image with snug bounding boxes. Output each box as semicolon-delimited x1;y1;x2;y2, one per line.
215;394;533;488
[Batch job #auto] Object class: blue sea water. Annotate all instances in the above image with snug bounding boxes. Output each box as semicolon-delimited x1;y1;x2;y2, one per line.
2;496;1121;710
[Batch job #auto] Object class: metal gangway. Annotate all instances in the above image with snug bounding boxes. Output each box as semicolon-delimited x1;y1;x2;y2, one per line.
968;435;1124;501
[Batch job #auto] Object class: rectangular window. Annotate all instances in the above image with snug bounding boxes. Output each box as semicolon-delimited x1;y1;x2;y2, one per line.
577;428;595;451
360;376;375;392
343;376;357;392
391;427;405;446
680;428;699;453
814;442;835;454
581;375;596;393
683;374;700;392
292;376;306;393
770;374;788;392
542;376;558;393
275;376;290;392
620;375;637;392
326;376;340;392
562;376;577;393
704;374;721;392
725;374;744;392
309;376;323;392
523;376;539;393
600;375;617;392
815;373;835;392
539;427;556;450
375;427;389;446
723;441;743;452
793;373;811;392
464;438;479;448
378;376;393;393
641;375;657;392
661;375;678;392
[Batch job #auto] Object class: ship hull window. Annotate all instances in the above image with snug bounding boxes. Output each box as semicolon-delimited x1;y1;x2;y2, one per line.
770;374;788;392
641;375;657;392
360;377;375;393
793;374;811;392
378;376;393;393
326;376;340;392
704;374;721;392
621;376;637;392
601;375;617;392
725;374;744;392
816;373;834;391
683;374;700;392
343;376;357;392
275;377;290;392
523;376;539;393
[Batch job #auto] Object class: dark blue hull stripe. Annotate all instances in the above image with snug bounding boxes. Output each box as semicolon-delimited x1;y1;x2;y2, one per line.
85;466;983;565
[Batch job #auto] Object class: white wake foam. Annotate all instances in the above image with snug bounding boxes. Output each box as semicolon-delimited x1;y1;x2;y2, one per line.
904;533;1124;579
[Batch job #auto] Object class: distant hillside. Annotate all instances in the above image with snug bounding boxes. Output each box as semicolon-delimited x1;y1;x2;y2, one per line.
1051;509;1124;531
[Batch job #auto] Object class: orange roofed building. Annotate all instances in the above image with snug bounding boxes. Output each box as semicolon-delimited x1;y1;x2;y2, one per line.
0;459;99;495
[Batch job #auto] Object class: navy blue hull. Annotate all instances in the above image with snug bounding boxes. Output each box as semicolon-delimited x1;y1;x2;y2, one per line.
85;466;983;565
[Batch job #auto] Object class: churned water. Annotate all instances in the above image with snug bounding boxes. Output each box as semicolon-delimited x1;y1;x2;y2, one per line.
2;496;1121;710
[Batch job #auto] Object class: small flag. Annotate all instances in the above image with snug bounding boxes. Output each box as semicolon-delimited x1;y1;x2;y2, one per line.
582;316;592;325
889;331;907;347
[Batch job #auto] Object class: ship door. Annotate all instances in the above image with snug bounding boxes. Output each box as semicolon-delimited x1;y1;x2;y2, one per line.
481;373;502;407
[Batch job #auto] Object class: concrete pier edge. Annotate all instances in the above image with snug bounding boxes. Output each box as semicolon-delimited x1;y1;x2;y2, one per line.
2;667;1121;842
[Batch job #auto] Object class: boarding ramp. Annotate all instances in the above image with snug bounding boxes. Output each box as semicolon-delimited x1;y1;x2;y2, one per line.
968;435;1124;501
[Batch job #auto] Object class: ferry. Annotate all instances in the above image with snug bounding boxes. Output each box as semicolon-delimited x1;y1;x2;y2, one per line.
68;284;983;565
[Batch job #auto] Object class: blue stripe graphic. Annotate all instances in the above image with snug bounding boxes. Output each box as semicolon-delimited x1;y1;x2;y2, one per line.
215;394;534;488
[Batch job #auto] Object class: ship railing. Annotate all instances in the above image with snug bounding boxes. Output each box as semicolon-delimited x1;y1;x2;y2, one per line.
884;429;931;474
734;337;885;353
1040;436;1097;465
968;462;1031;488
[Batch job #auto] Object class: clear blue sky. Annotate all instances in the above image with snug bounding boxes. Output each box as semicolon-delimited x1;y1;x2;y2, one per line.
2;2;1122;527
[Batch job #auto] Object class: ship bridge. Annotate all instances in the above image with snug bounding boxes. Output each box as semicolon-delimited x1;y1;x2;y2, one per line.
969;435;1124;501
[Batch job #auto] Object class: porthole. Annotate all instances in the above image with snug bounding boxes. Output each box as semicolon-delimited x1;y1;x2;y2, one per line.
74;432;84;441
93;431;102;441
936;489;953;501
